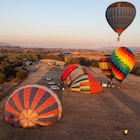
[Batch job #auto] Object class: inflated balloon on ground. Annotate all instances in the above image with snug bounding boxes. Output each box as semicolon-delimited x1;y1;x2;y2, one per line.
71;68;103;94
64;67;87;86
4;84;62;128
61;64;78;82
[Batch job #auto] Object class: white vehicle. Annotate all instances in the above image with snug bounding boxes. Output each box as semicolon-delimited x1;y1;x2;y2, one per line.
50;85;60;90
46;77;52;81
47;81;55;85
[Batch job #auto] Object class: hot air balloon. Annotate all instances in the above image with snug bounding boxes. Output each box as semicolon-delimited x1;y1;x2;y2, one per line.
110;47;135;82
98;54;114;81
61;64;78;81
105;1;136;41
65;67;87;86
4;84;62;128
70;69;103;94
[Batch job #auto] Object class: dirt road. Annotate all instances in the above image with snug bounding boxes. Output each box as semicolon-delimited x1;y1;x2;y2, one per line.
0;59;140;140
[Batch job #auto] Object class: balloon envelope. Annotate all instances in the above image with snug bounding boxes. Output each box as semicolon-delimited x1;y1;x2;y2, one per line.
65;67;87;86
4;84;62;128
71;69;103;94
98;54;114;80
106;1;136;41
110;47;135;82
61;64;78;81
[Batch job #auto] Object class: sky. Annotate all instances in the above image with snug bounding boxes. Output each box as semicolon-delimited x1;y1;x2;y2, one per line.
0;0;140;49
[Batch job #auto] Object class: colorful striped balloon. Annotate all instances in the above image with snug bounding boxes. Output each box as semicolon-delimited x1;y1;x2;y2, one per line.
98;54;114;80
4;84;62;128
65;67;87;86
71;69;103;94
61;64;78;85
110;47;135;82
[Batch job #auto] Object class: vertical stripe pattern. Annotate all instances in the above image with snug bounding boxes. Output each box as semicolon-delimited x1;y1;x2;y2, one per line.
106;2;136;36
61;64;78;81
4;84;62;128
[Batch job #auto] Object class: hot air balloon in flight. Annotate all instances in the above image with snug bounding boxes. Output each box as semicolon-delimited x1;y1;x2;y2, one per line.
110;47;135;83
70;69;103;94
105;1;136;41
4;84;62;128
98;54;114;81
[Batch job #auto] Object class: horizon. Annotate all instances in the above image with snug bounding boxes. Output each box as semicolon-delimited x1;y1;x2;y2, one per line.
1;42;140;52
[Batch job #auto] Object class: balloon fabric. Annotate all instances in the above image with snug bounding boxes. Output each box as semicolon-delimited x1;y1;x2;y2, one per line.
110;47;135;82
98;54;114;80
4;84;62;128
71;68;103;94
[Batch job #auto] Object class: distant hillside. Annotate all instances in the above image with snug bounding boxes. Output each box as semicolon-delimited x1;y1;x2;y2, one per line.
98;46;140;52
0;42;14;47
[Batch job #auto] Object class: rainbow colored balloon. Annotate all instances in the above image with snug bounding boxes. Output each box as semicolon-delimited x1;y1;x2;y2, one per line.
110;47;135;82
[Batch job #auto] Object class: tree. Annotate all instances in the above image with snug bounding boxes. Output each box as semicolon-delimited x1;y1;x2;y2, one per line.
0;72;5;83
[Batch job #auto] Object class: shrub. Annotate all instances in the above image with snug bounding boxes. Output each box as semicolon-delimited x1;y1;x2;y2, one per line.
79;57;92;66
135;68;140;76
131;66;140;76
5;66;17;78
70;58;80;64
90;59;99;67
0;72;5;83
16;70;28;79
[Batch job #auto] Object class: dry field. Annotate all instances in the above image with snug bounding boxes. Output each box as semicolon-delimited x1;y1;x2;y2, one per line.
71;50;140;62
0;57;140;140
72;51;105;60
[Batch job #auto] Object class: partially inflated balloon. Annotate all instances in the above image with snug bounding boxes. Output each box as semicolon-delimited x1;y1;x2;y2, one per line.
4;84;62;128
70;68;103;94
98;54;114;80
65;67;87;86
110;47;135;82
106;2;136;41
61;64;78;81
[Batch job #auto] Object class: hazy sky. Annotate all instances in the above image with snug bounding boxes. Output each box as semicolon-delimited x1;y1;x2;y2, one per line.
0;0;139;49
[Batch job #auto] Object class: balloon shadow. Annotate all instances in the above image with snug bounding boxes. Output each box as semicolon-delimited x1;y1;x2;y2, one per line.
108;88;140;117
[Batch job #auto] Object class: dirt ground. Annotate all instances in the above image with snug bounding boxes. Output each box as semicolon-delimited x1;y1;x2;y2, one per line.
0;59;140;140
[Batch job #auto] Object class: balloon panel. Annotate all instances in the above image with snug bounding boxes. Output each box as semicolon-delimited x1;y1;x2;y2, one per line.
80;83;90;94
99;54;114;79
61;64;78;81
65;67;86;86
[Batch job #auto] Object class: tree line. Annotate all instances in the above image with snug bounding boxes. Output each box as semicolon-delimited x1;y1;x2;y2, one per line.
0;46;139;83
0;49;38;83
